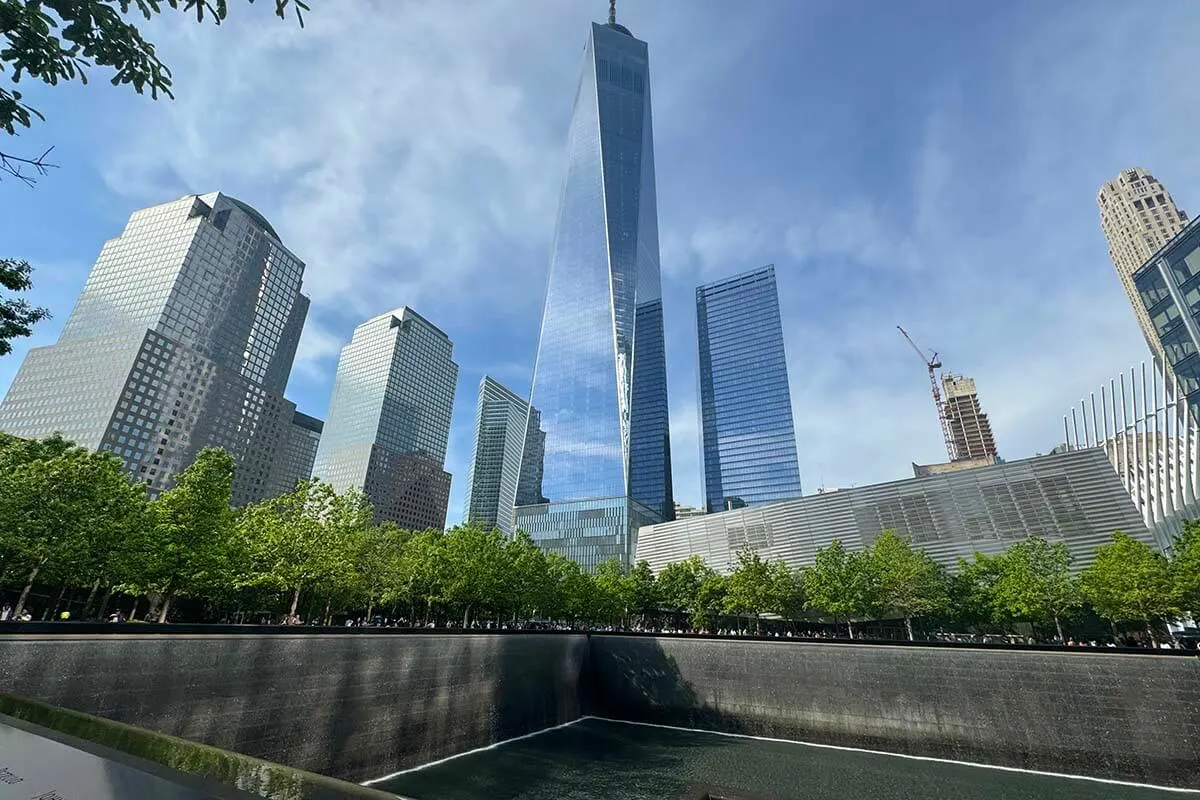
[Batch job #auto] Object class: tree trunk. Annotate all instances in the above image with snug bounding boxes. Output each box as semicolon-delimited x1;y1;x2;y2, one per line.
754;613;761;636
1147;624;1159;648
847;619;856;640
14;564;40;618
49;584;69;618
81;579;101;619
96;588;114;620
129;597;139;620
366;600;374;622
145;593;161;622
156;591;174;623
462;604;471;629
904;616;915;641
1054;615;1065;644
323;597;332;626
289;587;301;617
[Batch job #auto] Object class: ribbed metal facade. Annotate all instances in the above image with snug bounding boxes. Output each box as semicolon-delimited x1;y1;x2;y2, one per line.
1063;360;1198;552
635;448;1153;574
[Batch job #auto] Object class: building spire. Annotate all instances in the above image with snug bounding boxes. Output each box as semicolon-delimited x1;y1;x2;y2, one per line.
609;0;616;25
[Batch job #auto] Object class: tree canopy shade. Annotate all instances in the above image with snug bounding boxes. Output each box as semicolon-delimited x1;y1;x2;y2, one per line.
865;530;949;640
803;539;871;638
1080;531;1181;646
988;537;1081;643
1173;521;1200;619
0;258;50;355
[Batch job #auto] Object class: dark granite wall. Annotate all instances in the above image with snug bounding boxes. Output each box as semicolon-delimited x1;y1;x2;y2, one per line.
587;635;1200;788
0;631;587;783
1;630;1195;789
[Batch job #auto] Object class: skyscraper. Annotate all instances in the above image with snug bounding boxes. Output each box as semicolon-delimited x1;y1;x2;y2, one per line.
697;265;801;513
941;373;998;462
313;307;458;530
1098;167;1189;356
0;193;308;505
266;410;323;496
463;377;545;534
514;12;673;569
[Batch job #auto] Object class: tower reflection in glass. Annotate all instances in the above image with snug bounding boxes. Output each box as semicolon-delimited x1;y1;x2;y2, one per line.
514;17;673;569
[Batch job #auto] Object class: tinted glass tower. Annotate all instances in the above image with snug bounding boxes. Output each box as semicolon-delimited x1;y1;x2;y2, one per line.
313;307;458;530
697;265;801;512
514;14;672;569
1134;215;1200;422
463;376;545;535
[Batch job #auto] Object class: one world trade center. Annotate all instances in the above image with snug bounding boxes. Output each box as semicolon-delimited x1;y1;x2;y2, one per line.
514;8;673;569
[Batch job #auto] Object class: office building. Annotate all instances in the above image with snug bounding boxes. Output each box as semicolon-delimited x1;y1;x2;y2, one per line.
673;502;706;520
1062;360;1199;552
266;410;323;496
514;11;673;569
313;307;458;530
0;193;308;505
942;373;998;462
1133;215;1200;419
463;376;545;534
1098;168;1189;355
697;265;801;512
636;449;1155;576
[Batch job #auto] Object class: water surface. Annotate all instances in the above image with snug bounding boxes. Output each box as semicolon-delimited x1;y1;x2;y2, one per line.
376;717;1185;799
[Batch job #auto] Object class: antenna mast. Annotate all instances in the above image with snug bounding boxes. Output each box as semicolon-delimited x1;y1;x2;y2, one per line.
609;0;616;25
897;326;956;461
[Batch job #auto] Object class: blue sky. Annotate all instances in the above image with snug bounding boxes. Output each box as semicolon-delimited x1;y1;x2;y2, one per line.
2;0;1199;517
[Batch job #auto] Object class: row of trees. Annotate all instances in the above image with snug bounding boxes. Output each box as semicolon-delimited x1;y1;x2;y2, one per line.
2;434;1198;641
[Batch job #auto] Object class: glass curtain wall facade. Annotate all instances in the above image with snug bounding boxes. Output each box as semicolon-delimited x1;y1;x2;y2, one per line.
463;376;545;535
0;193;308;505
697;266;801;513
312;307;458;531
265;410;323;496
515;18;673;569
1133;215;1200;422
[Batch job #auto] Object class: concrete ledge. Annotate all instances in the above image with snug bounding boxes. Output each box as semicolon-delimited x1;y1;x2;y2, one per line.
0;693;399;800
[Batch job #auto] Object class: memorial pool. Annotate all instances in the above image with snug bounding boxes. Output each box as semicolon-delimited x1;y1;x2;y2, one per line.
374;717;1192;800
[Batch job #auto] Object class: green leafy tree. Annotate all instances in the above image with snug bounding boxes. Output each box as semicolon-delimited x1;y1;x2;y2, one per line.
0;0;306;182
1171;521;1200;619
504;531;550;622
723;549;776;634
803;540;872;638
543;550;594;623
657;555;712;628
140;448;235;621
440;525;508;627
0;259;50;355
866;530;948;641
1081;531;1181;646
768;559;804;621
691;571;727;631
0;441;146;617
239;479;370;620
594;558;632;626
387;529;444;624
626;560;659;626
948;551;1005;630
991;537;1081;642
356;521;408;621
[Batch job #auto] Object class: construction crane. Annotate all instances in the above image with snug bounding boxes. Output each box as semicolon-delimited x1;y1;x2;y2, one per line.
897;326;956;462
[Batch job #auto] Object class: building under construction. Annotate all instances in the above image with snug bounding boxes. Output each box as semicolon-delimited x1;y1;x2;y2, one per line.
942;372;998;461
